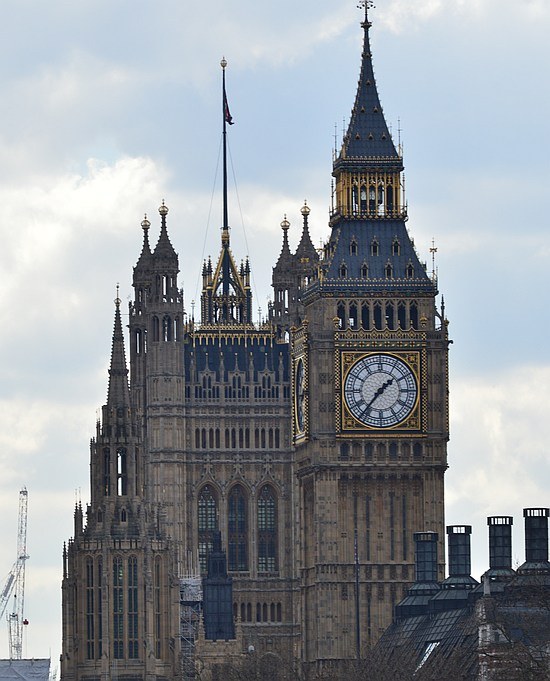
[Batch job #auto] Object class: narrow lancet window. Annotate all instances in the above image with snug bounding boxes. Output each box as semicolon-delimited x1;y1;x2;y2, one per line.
128;557;138;659
113;557;124;659
117;447;127;496
198;485;218;572
228;484;248;571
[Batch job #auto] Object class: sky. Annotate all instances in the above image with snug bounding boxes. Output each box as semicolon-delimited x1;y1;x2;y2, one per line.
0;0;549;668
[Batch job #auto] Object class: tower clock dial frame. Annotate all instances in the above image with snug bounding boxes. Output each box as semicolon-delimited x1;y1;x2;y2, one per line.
338;351;422;433
295;358;306;434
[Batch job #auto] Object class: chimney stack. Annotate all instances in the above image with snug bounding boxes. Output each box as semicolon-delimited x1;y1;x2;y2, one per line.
517;507;550;576
447;525;472;577
394;531;440;619
482;516;515;585
414;531;439;583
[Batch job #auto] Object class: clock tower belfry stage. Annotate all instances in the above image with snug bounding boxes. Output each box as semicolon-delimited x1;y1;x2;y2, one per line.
290;2;449;661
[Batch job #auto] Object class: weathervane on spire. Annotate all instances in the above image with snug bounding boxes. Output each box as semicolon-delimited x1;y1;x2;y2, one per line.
358;0;375;26
358;1;375;12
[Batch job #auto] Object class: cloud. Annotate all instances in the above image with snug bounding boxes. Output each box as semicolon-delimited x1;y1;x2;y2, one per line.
446;365;550;575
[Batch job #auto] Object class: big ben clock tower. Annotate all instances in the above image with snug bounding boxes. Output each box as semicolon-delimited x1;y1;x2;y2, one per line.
292;2;449;664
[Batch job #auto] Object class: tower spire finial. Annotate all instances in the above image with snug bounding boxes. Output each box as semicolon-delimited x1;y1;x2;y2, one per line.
358;0;374;25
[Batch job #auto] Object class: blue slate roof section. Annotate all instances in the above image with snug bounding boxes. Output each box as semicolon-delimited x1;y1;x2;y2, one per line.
0;659;51;681
335;13;400;168
184;337;289;382
321;217;435;293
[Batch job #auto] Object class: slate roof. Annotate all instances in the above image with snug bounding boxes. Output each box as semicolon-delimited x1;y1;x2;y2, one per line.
320;218;435;294
0;659;50;681
184;336;289;382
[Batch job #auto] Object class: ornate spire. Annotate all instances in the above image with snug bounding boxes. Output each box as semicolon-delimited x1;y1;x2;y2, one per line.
106;289;131;410
153;200;177;260
273;215;293;270
134;214;152;272
295;201;318;263
335;3;399;169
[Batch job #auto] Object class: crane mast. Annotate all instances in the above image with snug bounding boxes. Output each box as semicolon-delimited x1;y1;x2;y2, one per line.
0;488;29;659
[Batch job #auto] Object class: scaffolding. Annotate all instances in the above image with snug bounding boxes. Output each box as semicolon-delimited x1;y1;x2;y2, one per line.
180;572;202;679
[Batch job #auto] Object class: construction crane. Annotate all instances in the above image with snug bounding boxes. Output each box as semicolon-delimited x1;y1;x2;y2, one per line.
0;488;29;659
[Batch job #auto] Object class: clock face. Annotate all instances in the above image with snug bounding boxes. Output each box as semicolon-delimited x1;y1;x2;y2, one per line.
295;359;305;433
344;353;418;428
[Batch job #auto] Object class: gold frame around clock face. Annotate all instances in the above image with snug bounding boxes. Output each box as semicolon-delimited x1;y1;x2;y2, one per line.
341;351;421;431
295;357;305;434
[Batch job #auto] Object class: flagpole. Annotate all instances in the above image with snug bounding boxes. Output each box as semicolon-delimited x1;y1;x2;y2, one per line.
221;57;230;299
221;57;229;234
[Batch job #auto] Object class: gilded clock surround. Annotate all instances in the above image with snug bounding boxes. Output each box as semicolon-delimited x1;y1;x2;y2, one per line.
292;322;310;442
339;350;421;432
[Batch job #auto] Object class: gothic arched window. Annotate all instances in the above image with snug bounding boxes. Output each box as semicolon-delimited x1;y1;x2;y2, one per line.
386;185;394;214
154;557;162;658
162;315;172;341
349;302;358;329
386;302;395;330
371;239;379;256
374;302;383;330
360;186;367;213
113;557;124;659
410;302;419;330
398;302;407;329
127;557;138;659
337;301;346;329
258;486;278;573
103;448;111;497
198;485;218;572
369;185;376;213
85;557;95;659
228;484;248;571
116;447;127;496
152;316;159;342
392;239;400;256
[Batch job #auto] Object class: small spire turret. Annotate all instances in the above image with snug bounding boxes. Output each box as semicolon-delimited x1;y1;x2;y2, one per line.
274;215;293;270
153;200;177;260
106;290;131;411
295;201;318;265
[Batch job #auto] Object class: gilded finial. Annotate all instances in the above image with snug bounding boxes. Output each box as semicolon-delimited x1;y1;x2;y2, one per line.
281;215;290;231
221;56;227;70
115;283;121;308
141;213;150;231
301;200;310;217
159;199;169;217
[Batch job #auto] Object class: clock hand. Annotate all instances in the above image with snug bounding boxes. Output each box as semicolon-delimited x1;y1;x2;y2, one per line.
365;378;394;410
